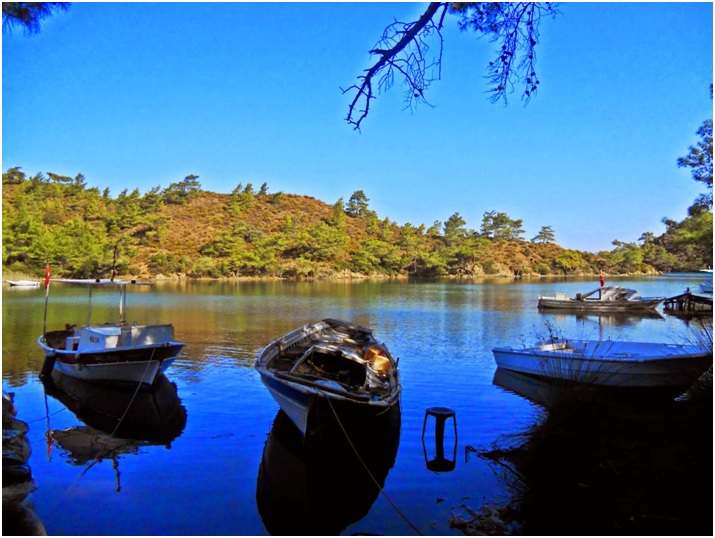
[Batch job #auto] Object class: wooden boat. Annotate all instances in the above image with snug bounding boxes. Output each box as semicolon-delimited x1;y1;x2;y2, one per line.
492;338;712;390
255;318;401;436
38;279;185;386
537;286;665;312
6;280;40;287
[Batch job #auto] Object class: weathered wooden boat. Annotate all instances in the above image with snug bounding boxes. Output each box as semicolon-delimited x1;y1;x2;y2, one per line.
537;286;665;312
38;278;185;386
255;319;401;436
492;338;712;390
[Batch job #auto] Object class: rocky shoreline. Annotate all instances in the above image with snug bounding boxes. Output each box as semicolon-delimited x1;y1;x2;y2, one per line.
2;392;46;536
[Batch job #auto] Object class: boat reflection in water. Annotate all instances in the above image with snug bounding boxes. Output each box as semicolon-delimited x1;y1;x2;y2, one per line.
492;364;697;408
547;309;664;328
256;403;401;535
493;367;564;408
42;371;187;469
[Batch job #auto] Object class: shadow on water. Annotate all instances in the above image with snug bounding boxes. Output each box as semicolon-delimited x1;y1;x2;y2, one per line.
466;364;713;536
41;372;187;467
256;403;401;536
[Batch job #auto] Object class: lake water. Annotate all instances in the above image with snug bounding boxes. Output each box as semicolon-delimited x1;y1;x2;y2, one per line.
2;274;710;535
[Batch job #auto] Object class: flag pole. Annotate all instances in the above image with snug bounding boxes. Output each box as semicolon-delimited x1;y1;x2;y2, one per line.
42;264;51;336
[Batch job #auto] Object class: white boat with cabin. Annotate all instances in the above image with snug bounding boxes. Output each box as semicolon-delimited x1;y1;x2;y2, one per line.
38;278;185;386
537;286;664;312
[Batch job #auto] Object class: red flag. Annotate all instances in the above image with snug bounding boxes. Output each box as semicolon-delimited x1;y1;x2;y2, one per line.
44;264;51;288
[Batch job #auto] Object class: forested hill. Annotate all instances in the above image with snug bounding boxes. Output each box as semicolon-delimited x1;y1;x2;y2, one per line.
2;169;709;280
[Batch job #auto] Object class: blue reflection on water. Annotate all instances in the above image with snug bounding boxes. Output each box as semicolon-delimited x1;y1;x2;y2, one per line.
2;275;710;535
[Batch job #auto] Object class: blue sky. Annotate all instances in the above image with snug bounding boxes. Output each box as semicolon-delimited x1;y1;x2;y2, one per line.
2;2;712;253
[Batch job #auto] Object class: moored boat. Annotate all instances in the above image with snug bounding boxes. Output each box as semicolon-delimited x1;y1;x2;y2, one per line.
492;338;712;390
537;286;664;312
38;278;185;386
6;280;40;287
255;318;401;436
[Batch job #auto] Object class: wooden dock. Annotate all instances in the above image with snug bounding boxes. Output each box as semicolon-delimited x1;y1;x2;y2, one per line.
663;292;713;315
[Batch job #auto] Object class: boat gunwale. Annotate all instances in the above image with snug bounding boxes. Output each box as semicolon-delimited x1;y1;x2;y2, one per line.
492;342;712;364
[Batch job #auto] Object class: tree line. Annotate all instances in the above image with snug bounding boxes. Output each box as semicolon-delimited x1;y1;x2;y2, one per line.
2;164;710;281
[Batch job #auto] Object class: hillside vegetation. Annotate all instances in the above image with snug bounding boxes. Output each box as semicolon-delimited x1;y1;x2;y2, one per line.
2;168;710;280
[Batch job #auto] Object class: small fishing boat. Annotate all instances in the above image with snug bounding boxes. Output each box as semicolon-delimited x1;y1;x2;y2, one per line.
492;338;712;390
6;280;40;287
38;278;185;386
255;319;401;436
537;286;664;312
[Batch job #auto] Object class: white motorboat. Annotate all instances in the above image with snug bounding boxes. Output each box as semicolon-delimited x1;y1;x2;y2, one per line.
6;280;40;287
492;338;712;390
537;286;664;312
38;278;185;386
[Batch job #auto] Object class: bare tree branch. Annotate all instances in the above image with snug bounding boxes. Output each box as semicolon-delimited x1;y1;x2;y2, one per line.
343;2;560;130
341;2;449;131
452;2;559;104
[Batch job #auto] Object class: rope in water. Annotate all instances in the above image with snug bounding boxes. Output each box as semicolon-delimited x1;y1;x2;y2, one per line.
67;349;158;488
322;394;424;536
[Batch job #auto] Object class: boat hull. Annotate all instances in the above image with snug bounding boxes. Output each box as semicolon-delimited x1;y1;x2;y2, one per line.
6;280;40;287
258;371;400;436
492;340;712;389
259;373;312;434
39;339;184;385
51;356;177;386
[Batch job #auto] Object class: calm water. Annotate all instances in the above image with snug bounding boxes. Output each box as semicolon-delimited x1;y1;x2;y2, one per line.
2;275;710;535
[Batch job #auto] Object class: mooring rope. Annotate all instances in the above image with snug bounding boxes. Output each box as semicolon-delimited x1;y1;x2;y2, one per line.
322;394;424;536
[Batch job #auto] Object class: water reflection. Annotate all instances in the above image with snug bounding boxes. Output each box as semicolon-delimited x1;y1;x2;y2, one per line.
489;365;712;535
545;309;664;327
256;405;401;535
492;368;562;408
421;407;458;473
492;366;693;409
42;372;187;469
